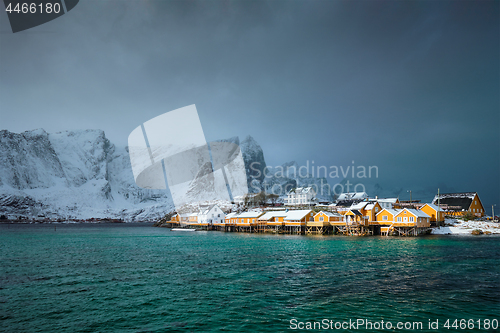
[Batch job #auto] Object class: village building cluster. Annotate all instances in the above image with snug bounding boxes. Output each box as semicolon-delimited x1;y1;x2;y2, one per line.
165;188;485;237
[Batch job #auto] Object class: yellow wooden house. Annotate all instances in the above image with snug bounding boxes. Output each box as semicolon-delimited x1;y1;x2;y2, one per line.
420;203;445;223
236;211;264;226
313;211;343;224
375;208;430;236
432;192;485;217
283;210;314;234
307;211;342;234
309;211;333;228
179;213;190;223
344;202;369;225
225;212;237;224
374;208;399;225
188;213;199;225
363;202;382;222
258;211;288;227
393;209;430;228
284;210;314;226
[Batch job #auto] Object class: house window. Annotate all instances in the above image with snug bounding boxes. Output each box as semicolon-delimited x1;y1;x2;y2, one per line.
252;219;255;223
375;207;378;212
397;217;402;222
218;214;220;217
383;215;388;221
241;219;244;223
409;217;414;222
319;216;324;221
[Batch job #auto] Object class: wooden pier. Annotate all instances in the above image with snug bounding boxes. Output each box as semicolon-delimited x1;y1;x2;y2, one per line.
159;220;430;237
159;207;432;237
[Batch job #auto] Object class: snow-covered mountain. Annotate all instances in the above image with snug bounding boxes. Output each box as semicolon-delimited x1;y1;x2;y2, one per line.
0;129;172;221
0;129;333;221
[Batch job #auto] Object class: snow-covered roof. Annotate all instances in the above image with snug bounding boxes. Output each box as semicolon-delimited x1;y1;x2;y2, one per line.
413;210;430;218
288;187;316;195
432;193;478;211
398;209;430;218
238;211;263;218
258;211;288;220
337;192;368;201
370;198;398;203
314;211;336;217
337;193;349;201
364;203;375;210
422;203;440;211
350;202;368;210
434;192;476;200
376;208;400;216
233;195;246;203
284;210;313;221
225;212;237;219
352;192;368;200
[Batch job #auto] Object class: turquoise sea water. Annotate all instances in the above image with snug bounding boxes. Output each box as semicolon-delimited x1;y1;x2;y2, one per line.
1;223;499;332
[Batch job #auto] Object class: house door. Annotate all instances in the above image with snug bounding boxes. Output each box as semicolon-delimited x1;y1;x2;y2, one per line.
403;217;408;222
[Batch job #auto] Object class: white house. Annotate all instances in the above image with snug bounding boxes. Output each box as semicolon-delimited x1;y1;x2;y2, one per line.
285;187;317;206
197;205;225;224
368;197;399;209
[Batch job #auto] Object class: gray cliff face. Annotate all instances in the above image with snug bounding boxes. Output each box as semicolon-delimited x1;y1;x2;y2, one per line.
240;135;267;191
261;161;333;202
0;129;65;189
237;139;333;201
0;129;173;220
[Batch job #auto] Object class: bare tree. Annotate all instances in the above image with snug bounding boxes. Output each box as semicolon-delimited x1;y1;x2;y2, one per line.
268;194;279;206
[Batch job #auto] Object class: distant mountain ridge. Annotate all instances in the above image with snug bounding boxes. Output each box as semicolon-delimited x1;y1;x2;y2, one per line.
0;129;333;221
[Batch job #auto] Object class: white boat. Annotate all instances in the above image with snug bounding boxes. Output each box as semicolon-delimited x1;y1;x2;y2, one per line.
171;228;196;232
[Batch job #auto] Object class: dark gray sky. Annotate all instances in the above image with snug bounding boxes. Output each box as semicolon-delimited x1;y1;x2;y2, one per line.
1;0;499;208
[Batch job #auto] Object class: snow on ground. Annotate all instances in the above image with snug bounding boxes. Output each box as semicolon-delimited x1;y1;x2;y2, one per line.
432;218;500;235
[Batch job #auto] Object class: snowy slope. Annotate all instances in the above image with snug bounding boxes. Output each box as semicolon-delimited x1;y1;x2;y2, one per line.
0;129;173;221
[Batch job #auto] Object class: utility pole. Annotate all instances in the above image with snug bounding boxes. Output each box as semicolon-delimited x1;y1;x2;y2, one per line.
437;188;441;225
407;190;412;204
